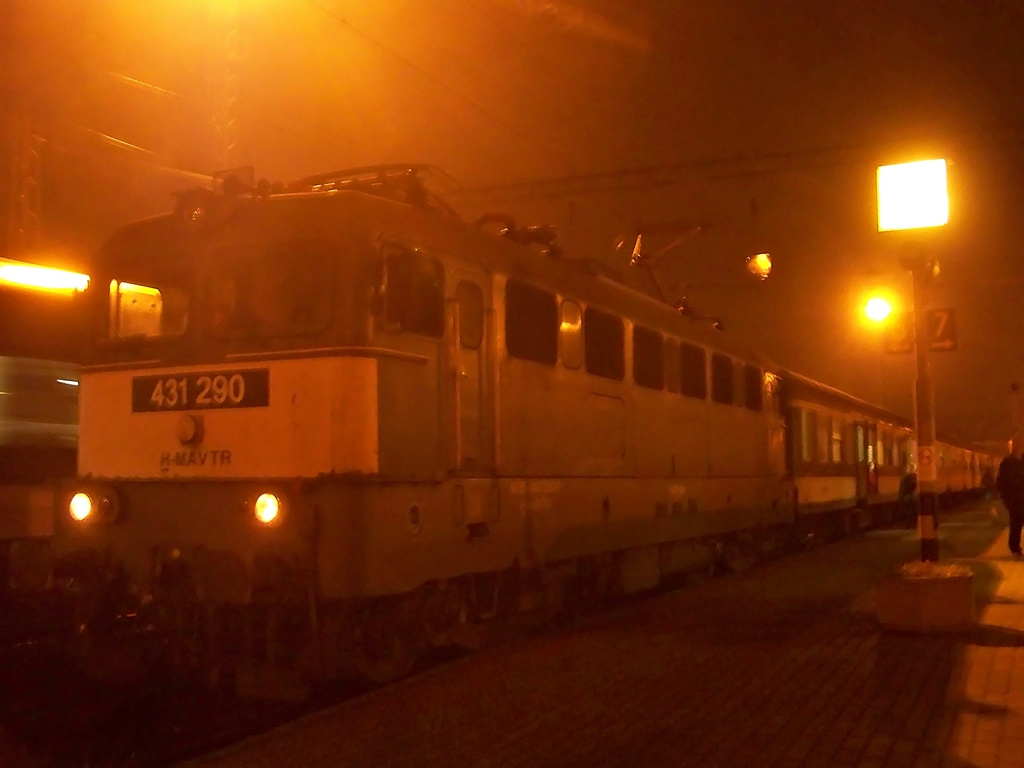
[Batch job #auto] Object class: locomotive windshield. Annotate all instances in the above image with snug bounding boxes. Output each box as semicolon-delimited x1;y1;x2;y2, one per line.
203;240;334;339
87;211;362;363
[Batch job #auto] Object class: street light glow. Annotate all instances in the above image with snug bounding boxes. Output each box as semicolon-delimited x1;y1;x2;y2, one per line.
877;159;949;232
864;296;892;322
746;252;772;280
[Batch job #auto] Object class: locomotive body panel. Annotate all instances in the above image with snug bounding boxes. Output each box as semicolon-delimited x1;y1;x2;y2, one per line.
78;356;380;480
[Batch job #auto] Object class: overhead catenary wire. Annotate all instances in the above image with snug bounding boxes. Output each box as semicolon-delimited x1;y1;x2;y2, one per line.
305;0;569;169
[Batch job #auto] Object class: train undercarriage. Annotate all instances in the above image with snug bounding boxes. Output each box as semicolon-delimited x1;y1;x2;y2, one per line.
47;495;941;701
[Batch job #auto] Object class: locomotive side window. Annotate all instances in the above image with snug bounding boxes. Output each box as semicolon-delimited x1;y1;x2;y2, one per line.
456;281;483;350
506;280;557;365
583;307;624;380
632;325;664;390
679;342;706;399
664;338;680;393
710;353;733;404
732;359;746;406
559;300;583;370
385;250;444;337
743;364;763;410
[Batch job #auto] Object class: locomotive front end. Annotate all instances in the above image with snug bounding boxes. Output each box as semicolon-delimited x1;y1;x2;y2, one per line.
53;192;379;691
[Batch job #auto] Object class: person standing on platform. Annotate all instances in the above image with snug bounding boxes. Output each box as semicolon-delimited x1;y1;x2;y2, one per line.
996;450;1024;556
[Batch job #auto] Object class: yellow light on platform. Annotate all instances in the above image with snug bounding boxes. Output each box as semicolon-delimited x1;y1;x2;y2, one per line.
877;159;949;232
0;258;90;294
864;296;893;323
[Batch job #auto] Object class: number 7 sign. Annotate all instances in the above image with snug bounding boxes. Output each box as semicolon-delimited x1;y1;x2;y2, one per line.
926;308;957;351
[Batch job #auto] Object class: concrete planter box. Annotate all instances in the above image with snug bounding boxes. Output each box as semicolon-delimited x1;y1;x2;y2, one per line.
876;562;975;633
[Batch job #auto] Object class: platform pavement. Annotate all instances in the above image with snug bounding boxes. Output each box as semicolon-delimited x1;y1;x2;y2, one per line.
178;498;1024;768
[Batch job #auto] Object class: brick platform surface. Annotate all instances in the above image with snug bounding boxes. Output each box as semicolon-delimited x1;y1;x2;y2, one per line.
176;500;1023;767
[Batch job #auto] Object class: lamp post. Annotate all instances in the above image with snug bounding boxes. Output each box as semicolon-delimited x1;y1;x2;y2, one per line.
877;159;949;562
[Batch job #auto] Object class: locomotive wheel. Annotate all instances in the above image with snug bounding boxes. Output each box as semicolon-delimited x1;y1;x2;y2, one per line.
352;604;419;685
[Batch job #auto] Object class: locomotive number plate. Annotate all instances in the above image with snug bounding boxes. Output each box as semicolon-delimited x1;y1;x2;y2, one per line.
132;369;269;412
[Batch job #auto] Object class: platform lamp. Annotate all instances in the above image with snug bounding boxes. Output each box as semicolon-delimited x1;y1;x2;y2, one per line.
877;158;949;562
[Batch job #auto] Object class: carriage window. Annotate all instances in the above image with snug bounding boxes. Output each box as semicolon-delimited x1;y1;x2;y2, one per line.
711;353;733;404
744;364;763;411
506;280;557;365
831;419;844;463
680;342;707;399
633;325;664;390
456;281;483;350
816;415;831;462
559;300;583;369
882;432;894;467
385;250;444;337
584;307;624;380
664;338;680;393
800;409;815;462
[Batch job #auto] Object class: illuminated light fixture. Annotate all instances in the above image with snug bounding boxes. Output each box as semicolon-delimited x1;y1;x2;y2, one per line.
254;492;281;524
877;159;949;232
69;492;93;522
0;258;90;294
746;252;772;280
57;378;79;387
864;297;893;322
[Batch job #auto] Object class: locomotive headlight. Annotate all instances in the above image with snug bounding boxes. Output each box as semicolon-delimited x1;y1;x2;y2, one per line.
254;493;281;525
68;488;119;523
69;492;93;522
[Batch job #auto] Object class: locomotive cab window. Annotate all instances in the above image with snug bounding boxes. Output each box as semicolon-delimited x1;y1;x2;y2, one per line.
381;249;444;338
109;279;188;339
506;279;557;365
632;325;664;390
584;306;624;380
711;353;733;404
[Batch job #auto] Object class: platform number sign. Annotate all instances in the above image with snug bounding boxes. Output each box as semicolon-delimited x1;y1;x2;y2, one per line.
926;308;957;351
